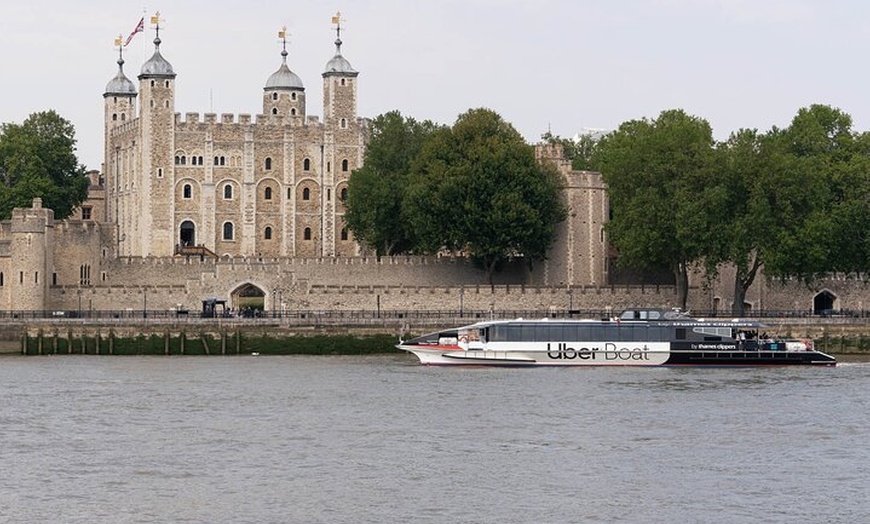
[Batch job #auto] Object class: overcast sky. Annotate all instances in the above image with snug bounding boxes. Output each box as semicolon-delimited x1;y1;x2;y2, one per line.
3;0;870;171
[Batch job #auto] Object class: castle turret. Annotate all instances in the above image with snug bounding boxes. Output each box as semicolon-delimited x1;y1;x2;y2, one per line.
320;13;362;257
263;28;306;122
103;39;137;226
10;199;54;312
322;14;358;127
135;16;176;256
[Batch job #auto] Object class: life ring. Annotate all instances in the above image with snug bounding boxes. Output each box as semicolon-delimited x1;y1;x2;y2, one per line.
458;335;469;344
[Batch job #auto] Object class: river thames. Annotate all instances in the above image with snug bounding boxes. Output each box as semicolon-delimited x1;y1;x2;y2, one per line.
1;354;868;523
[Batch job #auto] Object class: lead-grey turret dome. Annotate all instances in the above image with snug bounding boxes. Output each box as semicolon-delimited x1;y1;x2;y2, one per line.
105;57;137;96
323;38;358;76
265;49;305;90
138;36;175;78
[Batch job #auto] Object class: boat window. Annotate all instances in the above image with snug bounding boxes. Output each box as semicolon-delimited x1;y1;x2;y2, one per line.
650;326;669;341
694;327;732;338
521;324;536;342
632;325;648;342
480;328;488;342
676;328;687;340
589;326;607;341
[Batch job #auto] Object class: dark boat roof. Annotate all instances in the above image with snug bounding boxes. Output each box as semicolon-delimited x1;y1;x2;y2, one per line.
462;309;768;330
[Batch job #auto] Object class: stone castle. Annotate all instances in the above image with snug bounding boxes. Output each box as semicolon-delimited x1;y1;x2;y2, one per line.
0;16;865;316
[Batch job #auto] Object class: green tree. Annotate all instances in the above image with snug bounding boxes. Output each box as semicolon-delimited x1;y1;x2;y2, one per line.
830;131;870;275
344;111;442;255
405;108;567;283
710;105;861;315
759;106;846;281
540;131;599;170
595;109;716;310
0;110;89;219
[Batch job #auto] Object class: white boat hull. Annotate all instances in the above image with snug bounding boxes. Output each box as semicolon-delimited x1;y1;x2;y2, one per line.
400;342;672;366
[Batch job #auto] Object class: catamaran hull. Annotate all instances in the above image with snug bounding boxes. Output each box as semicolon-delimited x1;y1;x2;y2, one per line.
400;345;836;367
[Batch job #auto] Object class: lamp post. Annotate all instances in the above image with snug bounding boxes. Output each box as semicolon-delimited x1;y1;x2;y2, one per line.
143;288;147;319
271;288;277;317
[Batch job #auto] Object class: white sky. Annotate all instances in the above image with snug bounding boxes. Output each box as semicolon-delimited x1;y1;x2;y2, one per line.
2;0;869;171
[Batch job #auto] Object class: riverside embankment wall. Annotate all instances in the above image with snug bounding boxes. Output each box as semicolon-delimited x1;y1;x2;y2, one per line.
1;317;868;355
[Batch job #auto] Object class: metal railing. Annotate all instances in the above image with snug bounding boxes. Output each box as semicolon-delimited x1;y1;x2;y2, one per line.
0;308;866;322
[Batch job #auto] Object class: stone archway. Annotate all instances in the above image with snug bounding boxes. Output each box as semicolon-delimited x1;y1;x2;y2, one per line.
813;290;837;315
180;220;195;246
231;283;265;316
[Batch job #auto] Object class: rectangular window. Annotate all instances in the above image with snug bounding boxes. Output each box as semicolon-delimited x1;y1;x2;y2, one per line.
81;207;92;220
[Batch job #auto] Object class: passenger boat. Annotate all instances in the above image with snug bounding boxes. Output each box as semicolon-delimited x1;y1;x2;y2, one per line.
397;308;836;366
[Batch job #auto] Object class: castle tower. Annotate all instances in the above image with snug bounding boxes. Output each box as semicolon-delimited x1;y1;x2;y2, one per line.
322;13;358;127
321;13;360;256
103;39;137;225
263;28;306;122
136;15;176;256
10;199;54;312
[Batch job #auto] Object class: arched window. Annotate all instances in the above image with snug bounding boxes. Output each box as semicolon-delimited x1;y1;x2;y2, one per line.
303;158;311;171
224;184;233;199
291;108;297;116
340;118;347;129
303;227;312;240
264;226;272;240
291;92;297;101
112;113;118;121
121;113;126;121
340;187;348;201
341;159;349;172
340;227;348;241
340;78;346;86
265;157;272;170
272;92;278;101
223;222;234;241
271;108;278;115
264;187;272;200
302;187;310;201
183;184;192;199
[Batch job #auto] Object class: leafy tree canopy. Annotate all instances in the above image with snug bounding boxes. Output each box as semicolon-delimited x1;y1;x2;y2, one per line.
540;131;599;171
344;111;443;255
0;110;89;220
594;109;715;309
404;108;567;281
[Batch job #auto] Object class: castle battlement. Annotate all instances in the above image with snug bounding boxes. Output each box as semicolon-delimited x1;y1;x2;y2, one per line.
109;118;139;137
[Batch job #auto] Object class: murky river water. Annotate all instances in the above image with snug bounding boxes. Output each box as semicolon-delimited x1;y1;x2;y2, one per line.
1;354;868;523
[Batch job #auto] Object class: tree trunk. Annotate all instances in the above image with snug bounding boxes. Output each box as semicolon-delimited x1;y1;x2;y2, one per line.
731;253;762;317
732;277;747;317
674;261;689;311
486;258;497;288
